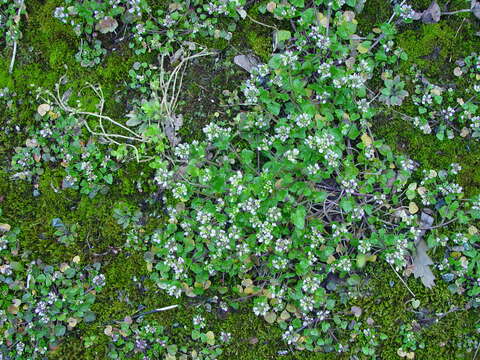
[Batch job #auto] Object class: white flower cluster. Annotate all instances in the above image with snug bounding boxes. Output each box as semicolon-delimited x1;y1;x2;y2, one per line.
253;298;270;316
243;79;260;104
284;148;299;163
154;167;172;189
275;125;291;142
310;26;331;51
397;3;417;20
293;113;312;128
412;116;432;134
173;143;191;160
385;235;408;270
341;179;358;194
280;51;298;67
203;123;232;142
333;257;352;273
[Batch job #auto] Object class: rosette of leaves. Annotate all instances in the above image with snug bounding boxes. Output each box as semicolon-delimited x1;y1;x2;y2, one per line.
379;75;409;106
11;106;119;197
75;40;107;67
0;233;105;359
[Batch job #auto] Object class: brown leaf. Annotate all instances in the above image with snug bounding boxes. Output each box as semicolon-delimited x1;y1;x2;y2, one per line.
95;16;118;34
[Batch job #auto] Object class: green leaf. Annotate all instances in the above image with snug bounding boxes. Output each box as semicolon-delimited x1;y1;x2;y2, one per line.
276;30;291;42
241;149;254;165
104;173;113;185
84;311;96;323
356;254;367;268
54;325;66;337
291;206;306;229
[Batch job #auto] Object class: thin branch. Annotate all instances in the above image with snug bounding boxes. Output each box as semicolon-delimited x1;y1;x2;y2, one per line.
442;9;471;15
8;0;24;74
388;262;416;298
133;304;179;319
246;13;277;30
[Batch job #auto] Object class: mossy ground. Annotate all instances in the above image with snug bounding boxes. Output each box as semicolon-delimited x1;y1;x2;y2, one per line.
0;0;479;359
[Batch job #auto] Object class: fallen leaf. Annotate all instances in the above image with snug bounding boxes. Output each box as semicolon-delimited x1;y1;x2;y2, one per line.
104;325;113;337
205;331;215;345
280;310;290;320
266;1;276;12
361;133;373;146
472;0;480;19
351;306;362;318
264;312;277;324
412;239;436;288
59;263;70;272
67;317;78;328
421;1;441;24
0;223;11;232
37;104;50;116
461;127;470;137
234;54;261;74
25;138;38;147
408;202;419;214
343;11;356;22
7;304;19;315
95;16;118;34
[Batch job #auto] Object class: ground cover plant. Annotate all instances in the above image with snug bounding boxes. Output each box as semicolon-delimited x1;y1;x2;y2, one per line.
0;0;479;359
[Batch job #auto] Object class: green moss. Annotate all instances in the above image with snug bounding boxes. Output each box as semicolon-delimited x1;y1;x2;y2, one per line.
357;0;391;33
373;115;480;196
246;31;272;61
397;21;475;79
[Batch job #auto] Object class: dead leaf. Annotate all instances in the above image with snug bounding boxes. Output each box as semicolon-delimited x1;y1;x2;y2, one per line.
266;1;276;12
460;127;470;137
104;325;113;337
59;263;70;272
412;239;436;288
0;223;11;232
234;54;261;74
472;0;480;19
351;306;362;318
264;312;277;324
280;310;290;320
421;1;441;24
95;16;118;34
361;133;372;147
25;138;38;147
408;202;419;214
37;104;50;116
67;317;78;328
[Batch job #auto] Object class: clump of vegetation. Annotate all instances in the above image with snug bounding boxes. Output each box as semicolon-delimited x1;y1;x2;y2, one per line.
0;222;105;358
0;0;479;359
